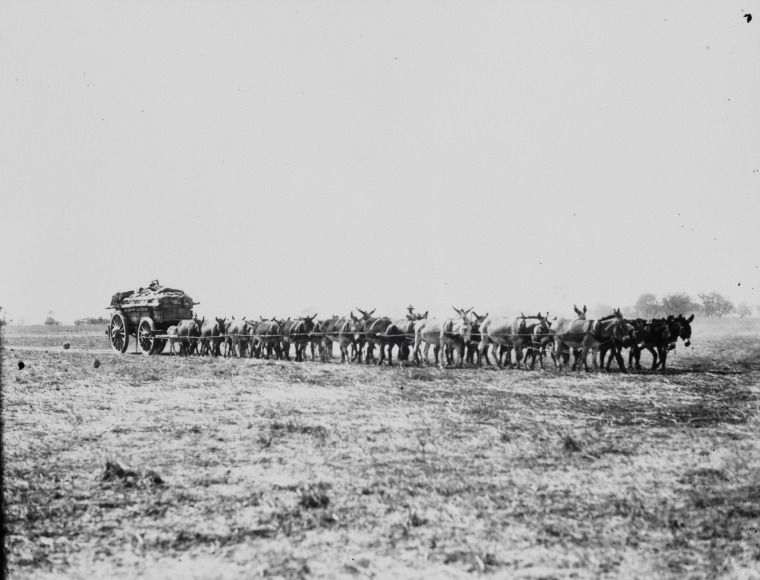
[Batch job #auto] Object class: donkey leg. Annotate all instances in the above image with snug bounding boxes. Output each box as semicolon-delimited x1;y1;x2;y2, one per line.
579;346;591;371
457;342;465;368
483;344;493;366
613;345;627;373
660;348;668;372
555;342;566;371
514;342;523;370
646;346;658;370
478;339;489;367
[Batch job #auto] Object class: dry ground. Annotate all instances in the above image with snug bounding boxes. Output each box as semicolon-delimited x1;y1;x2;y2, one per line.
2;320;759;579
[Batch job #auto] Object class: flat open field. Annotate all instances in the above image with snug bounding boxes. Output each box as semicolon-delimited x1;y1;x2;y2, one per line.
2;320;759;579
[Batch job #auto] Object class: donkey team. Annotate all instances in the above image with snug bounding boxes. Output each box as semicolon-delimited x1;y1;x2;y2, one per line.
163;305;694;373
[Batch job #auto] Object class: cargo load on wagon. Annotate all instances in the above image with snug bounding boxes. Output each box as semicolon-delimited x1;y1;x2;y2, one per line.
109;280;195;310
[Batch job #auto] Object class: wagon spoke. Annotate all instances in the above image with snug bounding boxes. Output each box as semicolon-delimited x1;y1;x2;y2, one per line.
108;312;130;354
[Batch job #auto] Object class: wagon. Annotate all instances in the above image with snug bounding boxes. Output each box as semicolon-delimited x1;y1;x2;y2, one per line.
106;280;197;355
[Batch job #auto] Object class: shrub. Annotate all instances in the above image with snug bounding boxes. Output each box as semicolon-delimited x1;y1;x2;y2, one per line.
44;311;61;326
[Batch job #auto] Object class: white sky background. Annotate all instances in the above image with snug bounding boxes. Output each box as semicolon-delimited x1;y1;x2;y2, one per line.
1;1;758;324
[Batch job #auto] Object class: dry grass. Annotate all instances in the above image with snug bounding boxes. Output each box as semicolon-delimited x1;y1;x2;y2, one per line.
2;319;760;579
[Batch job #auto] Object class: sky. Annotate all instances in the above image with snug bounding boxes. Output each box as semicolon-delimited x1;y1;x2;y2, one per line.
1;1;759;324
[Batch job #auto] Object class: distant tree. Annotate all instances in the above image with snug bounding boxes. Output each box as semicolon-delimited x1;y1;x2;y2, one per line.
74;316;110;326
698;292;735;319
44;310;61;326
631;293;662;319
661;292;700;317
736;302;753;318
0;305;7;327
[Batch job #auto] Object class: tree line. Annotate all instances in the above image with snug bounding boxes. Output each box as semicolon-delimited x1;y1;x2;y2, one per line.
625;292;754;319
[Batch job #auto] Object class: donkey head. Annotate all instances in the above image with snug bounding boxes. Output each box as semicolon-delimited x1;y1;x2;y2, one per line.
573;305;588;319
357;308;376;320
536;312;552;330
453;306;474;322
676;314;694;346
299;314;317;331
472;311;489;324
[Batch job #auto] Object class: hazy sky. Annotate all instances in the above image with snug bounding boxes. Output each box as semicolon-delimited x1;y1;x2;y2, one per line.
2;1;758;324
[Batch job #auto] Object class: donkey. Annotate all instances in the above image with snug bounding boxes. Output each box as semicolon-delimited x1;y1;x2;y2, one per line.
166;325;180;355
200;317;226;357
593;310;637;372
413;318;446;365
477;315;514;367
554;308;633;372
320;315;361;363
281;315;318;362
355;308;377;363
224;318;250;358
511;312;551;370
439;311;474;369
527;317;556;369
250;318;282;359
357;308;414;366
465;311;489;364
386;315;423;364
628;314;693;372
511;313;552;369
176;318;202;356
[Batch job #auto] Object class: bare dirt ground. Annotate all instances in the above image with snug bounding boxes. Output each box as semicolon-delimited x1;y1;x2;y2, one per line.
2;321;759;579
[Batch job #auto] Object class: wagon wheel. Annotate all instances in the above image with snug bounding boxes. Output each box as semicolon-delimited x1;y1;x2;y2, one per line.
138;317;159;355
153;339;167;355
109;312;130;354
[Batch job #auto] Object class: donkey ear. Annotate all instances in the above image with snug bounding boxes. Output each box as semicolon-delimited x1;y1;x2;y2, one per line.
686;314;694;323
583;305;587;314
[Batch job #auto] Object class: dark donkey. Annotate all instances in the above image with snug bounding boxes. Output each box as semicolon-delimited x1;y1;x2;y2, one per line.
528;316;556;369
465;311;488;365
357;308;411;366
628;314;693;372
511;312;551;370
280;315;318;362
595;310;638;372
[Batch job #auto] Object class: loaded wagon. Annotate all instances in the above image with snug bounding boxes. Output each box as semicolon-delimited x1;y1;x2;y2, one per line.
106;280;197;355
